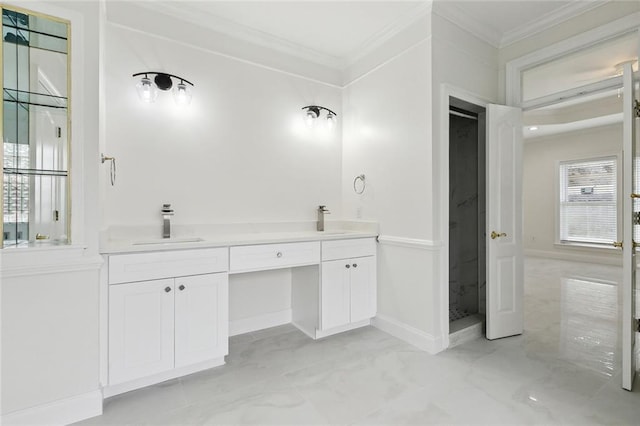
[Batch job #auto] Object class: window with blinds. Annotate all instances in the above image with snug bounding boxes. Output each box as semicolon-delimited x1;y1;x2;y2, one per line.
559;157;617;245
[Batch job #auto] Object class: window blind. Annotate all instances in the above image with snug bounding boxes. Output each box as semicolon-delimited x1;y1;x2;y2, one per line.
559;157;617;244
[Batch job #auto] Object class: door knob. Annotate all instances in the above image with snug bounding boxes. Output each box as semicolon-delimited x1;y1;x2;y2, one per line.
345;264;351;269
164;286;172;292
179;285;185;291
352;263;358;268
490;231;507;240
613;241;623;248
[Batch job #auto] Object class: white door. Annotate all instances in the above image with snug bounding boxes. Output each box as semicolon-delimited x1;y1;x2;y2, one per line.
486;104;524;340
108;279;175;385
175;273;229;368
349;256;376;323
621;61;638;391
321;259;351;330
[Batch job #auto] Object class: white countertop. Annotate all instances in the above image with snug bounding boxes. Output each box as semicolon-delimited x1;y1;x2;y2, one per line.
100;221;378;254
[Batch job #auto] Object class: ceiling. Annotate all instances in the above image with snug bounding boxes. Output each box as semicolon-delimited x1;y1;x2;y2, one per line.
143;0;609;68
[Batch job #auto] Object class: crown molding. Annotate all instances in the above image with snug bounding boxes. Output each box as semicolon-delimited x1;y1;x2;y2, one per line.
433;0;611;49
344;1;433;67
500;0;610;48
137;2;344;70
134;1;434;74
432;1;502;48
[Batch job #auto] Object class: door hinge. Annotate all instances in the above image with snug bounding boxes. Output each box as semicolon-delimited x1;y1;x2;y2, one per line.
635;100;640;118
635;318;640;333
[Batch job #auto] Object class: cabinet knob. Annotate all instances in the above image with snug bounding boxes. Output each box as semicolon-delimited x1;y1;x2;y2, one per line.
345;264;351;269
179;285;185;291
352;263;358;268
164;286;172;293
276;251;283;258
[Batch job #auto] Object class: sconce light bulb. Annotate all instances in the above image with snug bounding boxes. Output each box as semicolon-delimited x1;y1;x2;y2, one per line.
173;82;193;106
136;77;158;103
326;112;337;130
304;108;319;128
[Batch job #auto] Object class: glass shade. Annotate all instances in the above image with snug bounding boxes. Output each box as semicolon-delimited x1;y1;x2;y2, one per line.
326;112;337;130
173;82;192;105
136;77;158;103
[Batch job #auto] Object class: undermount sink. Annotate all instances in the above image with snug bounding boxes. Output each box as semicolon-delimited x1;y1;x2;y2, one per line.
133;237;204;246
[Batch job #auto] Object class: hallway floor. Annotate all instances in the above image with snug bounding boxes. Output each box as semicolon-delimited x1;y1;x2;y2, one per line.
78;257;640;425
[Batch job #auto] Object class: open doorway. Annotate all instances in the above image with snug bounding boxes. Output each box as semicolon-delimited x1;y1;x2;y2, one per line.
448;97;487;345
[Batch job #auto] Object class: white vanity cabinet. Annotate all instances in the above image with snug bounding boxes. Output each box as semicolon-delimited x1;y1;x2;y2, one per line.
108;278;175;385
319;238;377;333
106;248;229;393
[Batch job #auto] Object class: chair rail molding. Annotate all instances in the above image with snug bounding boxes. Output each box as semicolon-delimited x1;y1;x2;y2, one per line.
377;235;442;250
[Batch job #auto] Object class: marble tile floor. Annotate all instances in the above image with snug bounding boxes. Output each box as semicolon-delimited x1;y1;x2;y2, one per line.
77;257;640;425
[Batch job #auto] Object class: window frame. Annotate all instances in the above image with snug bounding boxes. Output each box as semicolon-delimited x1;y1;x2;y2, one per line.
555;153;622;249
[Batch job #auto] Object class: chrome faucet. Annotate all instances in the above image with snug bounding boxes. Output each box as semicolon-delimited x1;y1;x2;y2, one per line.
161;204;174;239
317;205;330;232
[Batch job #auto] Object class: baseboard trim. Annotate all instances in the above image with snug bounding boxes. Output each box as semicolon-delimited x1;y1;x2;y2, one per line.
104;357;225;398
229;309;292;336
313;319;371;339
1;390;102;426
373;314;444;354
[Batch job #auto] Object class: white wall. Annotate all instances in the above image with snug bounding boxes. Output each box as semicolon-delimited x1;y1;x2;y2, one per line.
342;38;435;342
102;12;344;334
103;22;343;229
523;124;622;264
1;0;102;422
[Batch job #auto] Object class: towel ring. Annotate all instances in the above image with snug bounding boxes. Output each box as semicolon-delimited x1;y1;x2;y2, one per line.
353;174;366;194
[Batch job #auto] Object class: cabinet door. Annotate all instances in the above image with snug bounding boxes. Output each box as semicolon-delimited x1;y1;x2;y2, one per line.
349;256;376;323
175;273;229;368
321;259;351;330
109;279;175;385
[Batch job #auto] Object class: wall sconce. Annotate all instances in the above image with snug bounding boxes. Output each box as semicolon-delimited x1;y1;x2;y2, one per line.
132;72;194;105
302;105;337;130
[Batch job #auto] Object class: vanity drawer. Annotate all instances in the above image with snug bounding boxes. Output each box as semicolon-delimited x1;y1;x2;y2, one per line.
109;248;229;284
230;241;320;273
321;237;376;261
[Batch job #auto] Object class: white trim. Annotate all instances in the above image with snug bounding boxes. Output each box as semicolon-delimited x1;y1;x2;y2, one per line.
104;357;225;398
522;75;622;111
345;2;432;67
372;314;444;354
313;319;371;339
506;12;640;107
0;390;102;426
137;2;343;70
107;21;342;90
438;84;491;353
500;1;610;48
524;249;621;266
229;309;292;336
343;37;431;88
0;256;103;278
432;2;501;48
376;235;442;251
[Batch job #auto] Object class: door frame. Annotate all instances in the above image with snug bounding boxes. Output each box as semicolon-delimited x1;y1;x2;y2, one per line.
438;84;492;349
505;12;640;108
504;12;640;386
